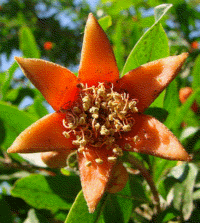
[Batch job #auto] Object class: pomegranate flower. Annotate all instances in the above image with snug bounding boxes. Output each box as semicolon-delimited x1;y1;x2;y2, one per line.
8;14;191;213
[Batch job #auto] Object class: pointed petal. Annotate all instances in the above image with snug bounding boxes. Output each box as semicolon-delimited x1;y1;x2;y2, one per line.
7;112;75;153
41;151;70;168
78;147;115;213
78;13;119;86
15;57;78;111
119;114;191;161
117;53;188;112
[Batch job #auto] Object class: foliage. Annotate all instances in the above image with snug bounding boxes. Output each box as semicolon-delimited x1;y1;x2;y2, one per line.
0;1;200;222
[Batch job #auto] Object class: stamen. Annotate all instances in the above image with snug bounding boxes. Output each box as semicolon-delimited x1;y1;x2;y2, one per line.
95;158;103;164
63;131;70;138
85;161;92;167
108;156;117;163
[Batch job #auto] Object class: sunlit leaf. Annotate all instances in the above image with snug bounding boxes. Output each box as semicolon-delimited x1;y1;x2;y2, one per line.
19;26;40;58
11;174;81;212
0;102;37;149
121;4;170;76
98;15;112;31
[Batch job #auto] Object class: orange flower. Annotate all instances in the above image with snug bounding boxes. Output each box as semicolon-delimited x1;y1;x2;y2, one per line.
44;41;53;50
7;14;191;213
179;87;199;113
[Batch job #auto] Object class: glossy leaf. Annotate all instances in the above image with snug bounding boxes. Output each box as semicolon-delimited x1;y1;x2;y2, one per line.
98;15;112;31
168;88;200;131
121;5;170;76
11;174;81;212
19;26;40;58
65;190;107;223
0;102;37;149
1;62;18;100
154;4;172;22
191;54;200;104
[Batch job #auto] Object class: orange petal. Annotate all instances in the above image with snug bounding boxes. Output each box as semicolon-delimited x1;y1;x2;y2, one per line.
78;13;119;86
117;53;188;112
41;151;70;168
7;112;75;153
15;57;78;111
78;147;115;213
118;113;191;161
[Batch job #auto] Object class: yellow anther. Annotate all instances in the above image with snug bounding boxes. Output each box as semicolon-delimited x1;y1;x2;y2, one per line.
83;102;90;111
123;124;131;132
89;107;99;114
94;123;100;130
82;95;90;103
63;131;70;138
85;161;92;167
133;135;140;142
113;147;123;156
115;124;121;130
78;147;85;153
72;140;80;146
100;125;110;135
108;156;117;163
131;107;138;113
101;102;107;109
109;114;114;121
129;100;137;109
92;114;99;119
95;158;103;164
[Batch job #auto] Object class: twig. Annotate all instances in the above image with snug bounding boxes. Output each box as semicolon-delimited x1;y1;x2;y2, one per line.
127;154;161;214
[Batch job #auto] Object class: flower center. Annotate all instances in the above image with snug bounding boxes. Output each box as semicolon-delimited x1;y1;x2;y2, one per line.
62;83;138;166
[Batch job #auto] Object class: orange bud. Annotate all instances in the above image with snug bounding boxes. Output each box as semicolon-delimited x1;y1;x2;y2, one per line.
191;41;199;50
44;41;53;50
179;87;198;113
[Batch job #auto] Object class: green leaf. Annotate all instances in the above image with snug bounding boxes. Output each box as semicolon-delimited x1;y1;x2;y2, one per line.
191;54;200;104
121;4;171;76
24;209;49;223
11;174;81;212
65;190;106;223
66;176;147;223
1;62;18;100
145;107;168;123
168;88;200;131
172;163;198;221
154;4;173;22
0;102;37;149
19;26;40;58
113;18;125;71
164;79;180;127
98;15;112;31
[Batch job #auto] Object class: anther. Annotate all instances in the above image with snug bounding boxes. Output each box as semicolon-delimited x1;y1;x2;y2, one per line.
94;123;100;130
79;117;86;125
100;125;110;135
85;161;92;167
131;107;138;113
78;147;85;153
63;131;70;138
133;135;140;142
95;158;103;164
123;124;132;132
89;106;99;114
108;156;117;163
92;114;99;119
113;147;123;156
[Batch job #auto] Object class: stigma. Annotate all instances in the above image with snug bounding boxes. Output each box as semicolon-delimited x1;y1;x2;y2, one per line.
62;83;139;166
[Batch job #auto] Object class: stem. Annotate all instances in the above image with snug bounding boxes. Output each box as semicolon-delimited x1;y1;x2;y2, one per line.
127;154;161;214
